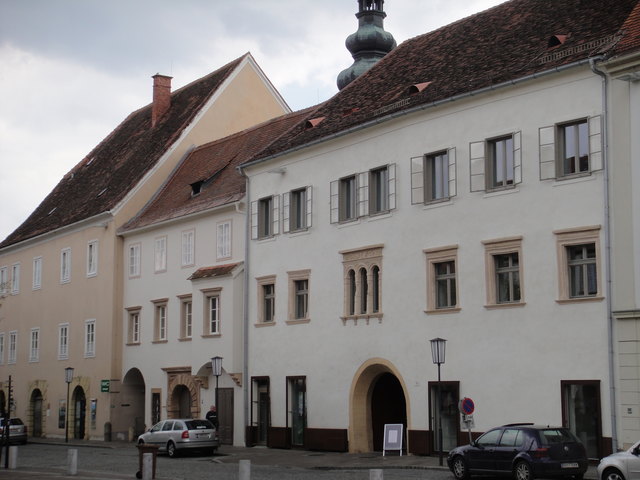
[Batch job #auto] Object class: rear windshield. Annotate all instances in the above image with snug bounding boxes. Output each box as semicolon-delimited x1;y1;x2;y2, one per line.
539;429;579;445
186;420;213;430
0;418;23;426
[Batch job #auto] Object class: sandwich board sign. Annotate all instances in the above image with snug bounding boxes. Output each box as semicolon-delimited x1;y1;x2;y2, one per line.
383;423;403;456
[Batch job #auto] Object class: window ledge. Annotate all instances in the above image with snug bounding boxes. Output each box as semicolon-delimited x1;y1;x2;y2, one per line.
341;314;383;326
201;333;221;338
178;337;192;342
483;186;519;198
254;321;276;328
556;296;604;304
126;342;141;347
286;318;310;325
422;198;453;209
425;307;461;315
152;340;168;344
484;302;526;310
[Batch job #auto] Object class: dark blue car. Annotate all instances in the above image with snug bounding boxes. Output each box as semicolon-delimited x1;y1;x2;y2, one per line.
447;423;588;480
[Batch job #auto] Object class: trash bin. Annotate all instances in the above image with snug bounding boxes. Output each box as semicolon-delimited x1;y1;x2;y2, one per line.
136;444;159;479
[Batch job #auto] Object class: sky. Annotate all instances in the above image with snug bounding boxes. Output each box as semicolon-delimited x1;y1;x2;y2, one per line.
0;0;505;243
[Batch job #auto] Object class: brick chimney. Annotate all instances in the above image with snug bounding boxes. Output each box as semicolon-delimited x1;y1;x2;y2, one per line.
151;74;172;127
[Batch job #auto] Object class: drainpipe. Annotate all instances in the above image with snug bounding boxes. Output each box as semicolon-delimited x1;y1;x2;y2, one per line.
590;56;618;452
238;166;251;446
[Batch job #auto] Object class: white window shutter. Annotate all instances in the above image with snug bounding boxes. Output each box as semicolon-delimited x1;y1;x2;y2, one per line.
272;195;280;235
387;163;396;211
513;131;522;185
589;115;603;172
410;156;424;204
358;172;368;217
250;200;258;240
469;141;486;192
539;125;556;180
330;180;339;223
306;186;313;228
448;147;457;198
282;192;290;233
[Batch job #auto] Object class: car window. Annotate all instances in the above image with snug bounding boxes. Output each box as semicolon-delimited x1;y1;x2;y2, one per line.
499;429;524;447
161;421;174;431
150;422;163;433
186;420;213;430
539;428;576;445
477;429;502;447
173;422;184;431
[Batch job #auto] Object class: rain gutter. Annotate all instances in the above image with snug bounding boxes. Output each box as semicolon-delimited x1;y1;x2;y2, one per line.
238;167;251;444
590;56;618;452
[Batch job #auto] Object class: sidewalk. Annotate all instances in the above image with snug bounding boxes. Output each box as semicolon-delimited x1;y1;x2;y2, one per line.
4;438;600;480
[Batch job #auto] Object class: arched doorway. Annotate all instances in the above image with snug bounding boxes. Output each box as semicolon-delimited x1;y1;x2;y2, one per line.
371;373;407;451
72;386;86;440
171;385;192;418
122;369;146;438
349;359;409;453
30;389;44;437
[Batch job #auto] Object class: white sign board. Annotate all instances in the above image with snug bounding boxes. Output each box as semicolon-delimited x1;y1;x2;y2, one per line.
383;423;403;456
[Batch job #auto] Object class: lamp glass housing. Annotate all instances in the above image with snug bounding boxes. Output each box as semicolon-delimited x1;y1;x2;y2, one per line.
430;337;447;365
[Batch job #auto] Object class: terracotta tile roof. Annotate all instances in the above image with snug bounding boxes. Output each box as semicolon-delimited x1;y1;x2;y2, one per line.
188;262;242;280
1;55;249;249
119;108;314;232
617;1;640;54
250;0;640;165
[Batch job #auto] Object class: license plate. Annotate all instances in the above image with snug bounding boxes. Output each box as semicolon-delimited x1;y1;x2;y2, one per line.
561;463;579;469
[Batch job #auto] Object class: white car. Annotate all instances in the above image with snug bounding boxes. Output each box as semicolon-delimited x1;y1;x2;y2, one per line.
598;441;640;480
137;419;218;458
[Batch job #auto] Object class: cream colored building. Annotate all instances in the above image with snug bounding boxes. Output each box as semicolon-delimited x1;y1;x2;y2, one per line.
0;53;289;441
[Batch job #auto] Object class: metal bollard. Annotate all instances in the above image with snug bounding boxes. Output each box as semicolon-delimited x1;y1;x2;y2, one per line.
8;446;18;470
239;459;251;480
370;469;384;480
142;452;154;480
67;449;78;476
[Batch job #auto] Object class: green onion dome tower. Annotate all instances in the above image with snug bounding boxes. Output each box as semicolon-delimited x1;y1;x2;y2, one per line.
337;0;397;90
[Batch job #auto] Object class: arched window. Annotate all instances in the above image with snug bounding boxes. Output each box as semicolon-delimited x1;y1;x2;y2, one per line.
359;267;368;314
372;265;380;313
348;269;356;315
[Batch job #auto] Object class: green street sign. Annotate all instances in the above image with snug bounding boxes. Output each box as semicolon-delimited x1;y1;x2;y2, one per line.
101;380;110;393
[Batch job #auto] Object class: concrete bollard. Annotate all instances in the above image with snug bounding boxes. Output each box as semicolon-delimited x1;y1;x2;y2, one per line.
142;452;154;480
67;449;78;476
370;469;384;480
239;459;251;480
8;445;18;470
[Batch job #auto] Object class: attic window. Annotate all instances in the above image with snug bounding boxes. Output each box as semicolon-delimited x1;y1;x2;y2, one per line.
305;117;326;129
548;35;568;49
190;180;204;196
409;82;432;94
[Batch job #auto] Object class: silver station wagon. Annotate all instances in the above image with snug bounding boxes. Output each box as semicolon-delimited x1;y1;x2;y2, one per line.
137;419;219;457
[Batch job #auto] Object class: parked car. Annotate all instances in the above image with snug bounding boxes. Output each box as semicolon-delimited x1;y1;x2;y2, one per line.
597;440;640;480
137;419;218;457
447;423;588;480
0;418;28;445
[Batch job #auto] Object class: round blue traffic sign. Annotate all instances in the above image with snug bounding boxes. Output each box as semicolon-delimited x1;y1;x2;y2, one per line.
460;397;475;415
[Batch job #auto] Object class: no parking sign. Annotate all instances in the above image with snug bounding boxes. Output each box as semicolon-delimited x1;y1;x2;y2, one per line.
459;397;475;415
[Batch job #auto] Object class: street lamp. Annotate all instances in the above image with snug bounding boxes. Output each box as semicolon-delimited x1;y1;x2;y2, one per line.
64;367;74;443
211;356;223;414
430;337;446;466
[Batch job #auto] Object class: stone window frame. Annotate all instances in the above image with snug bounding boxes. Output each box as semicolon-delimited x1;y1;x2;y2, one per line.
126;306;141;345
287;269;311;325
424;245;461;314
256;275;276;326
482;236;525;309
340;244;383;325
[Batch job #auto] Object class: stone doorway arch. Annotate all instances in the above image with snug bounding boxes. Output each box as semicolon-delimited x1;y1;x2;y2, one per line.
164;367;208;419
349;358;410;453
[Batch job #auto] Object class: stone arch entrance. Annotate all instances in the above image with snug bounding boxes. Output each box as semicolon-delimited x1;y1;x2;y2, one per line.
164;367;208;419
122;368;146;438
71;386;86;440
29;389;44;437
349;358;410;453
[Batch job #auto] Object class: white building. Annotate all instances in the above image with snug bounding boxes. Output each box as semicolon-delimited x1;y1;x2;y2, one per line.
238;0;640;458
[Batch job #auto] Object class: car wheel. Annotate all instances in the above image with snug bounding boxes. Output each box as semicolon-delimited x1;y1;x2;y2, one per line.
452;456;470;480
603;468;625;480
514;461;533;480
167;442;178;458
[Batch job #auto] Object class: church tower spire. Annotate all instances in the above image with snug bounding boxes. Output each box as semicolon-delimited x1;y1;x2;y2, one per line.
337;0;396;91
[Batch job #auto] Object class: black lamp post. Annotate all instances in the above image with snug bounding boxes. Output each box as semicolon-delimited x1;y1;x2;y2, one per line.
430;337;446;466
64;367;74;443
211;356;223;414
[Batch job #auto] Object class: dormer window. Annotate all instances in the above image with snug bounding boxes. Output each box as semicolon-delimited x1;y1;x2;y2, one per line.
305;117;325;129
547;34;568;49
409;82;432;94
190;180;204;196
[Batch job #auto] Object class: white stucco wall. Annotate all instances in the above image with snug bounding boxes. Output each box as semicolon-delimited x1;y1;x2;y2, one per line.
245;68;612;449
